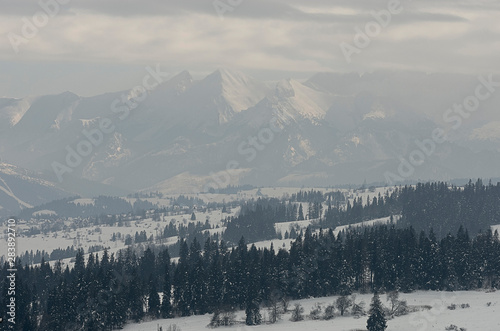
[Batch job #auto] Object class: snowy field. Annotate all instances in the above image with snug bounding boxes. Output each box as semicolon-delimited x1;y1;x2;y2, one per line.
159;186;391;207
254;216;398;252
0;206;239;268
331;216;399;236
2;186;396;267
122;290;500;331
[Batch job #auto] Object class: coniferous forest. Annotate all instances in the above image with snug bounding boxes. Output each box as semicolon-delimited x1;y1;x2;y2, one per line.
2;181;500;330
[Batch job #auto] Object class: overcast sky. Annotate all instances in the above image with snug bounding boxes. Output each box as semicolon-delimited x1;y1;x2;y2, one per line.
1;0;499;98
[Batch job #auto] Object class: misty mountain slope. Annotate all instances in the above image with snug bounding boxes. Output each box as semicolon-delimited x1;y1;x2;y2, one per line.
0;70;499;193
305;71;500;130
134;68;270;133
103;75;333;190
0;162;69;216
176;68;270;131
7;92;80;139
0;96;36;133
0;89;125;172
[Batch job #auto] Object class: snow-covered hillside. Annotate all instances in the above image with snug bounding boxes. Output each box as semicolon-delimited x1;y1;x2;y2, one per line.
0;204;240;269
122;290;500;331
1;186;395;269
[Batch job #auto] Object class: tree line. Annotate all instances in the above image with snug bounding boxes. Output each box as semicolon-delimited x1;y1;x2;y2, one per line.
2;223;499;330
320;180;500;238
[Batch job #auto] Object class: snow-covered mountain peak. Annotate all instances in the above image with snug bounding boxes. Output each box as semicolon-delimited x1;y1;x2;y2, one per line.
188;68;269;121
362;102;387;121
271;79;334;121
470;122;500;141
209;68;251;85
163;70;193;92
203;68;245;89
276;79;295;98
0;96;36;128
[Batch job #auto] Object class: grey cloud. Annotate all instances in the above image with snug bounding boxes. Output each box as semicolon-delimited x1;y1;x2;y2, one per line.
0;0;497;98
0;0;467;23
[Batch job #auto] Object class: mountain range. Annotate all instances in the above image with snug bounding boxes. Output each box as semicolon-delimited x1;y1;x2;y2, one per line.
1;68;500;214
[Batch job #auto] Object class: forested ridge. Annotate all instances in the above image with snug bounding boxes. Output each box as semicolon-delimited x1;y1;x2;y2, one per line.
225;180;500;244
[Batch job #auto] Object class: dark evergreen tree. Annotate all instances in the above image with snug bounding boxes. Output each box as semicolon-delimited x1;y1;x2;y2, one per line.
298;203;305;220
148;279;161;318
245;245;262;325
173;240;191;316
127;268;144;322
160;253;173;319
367;293;387;331
189;238;207;314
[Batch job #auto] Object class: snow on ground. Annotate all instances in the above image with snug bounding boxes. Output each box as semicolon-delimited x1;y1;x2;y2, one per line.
346;186;393;207
32;209;57;216
0;207;240;268
491;224;500;233
69;198;96;206
150;186;394;210
274;219;315;236
252;217;398;253
160;186;391;205
250;239;294;251
331;216;399;236
122;290;500;331
2;186;397;270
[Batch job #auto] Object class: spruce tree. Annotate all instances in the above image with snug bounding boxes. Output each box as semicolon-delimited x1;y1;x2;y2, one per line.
161;258;173;318
298;204;305;220
367;293;387;331
127;268;145;322
189;238;207;314
245;300;262;326
173;240;191;316
148;281;161;318
245;245;262;325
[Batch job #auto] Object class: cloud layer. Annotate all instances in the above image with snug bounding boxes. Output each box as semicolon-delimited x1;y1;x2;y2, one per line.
1;0;499;97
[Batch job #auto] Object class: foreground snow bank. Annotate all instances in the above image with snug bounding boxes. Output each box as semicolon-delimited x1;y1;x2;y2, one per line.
123;290;500;331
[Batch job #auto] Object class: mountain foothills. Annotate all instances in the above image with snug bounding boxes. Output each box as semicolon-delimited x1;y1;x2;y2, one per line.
1;69;500;206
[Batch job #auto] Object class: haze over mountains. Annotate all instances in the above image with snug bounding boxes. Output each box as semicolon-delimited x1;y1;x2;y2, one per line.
1;69;500;215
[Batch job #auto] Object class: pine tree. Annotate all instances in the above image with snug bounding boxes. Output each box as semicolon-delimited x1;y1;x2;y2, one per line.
367;293;387;331
74;248;85;277
173;240;191;316
127;268;145;322
43;288;64;330
245;245;262;325
140;247;156;287
189;238;207;315
207;246;223;313
107;269;128;330
161;257;173;318
298;204;304;220
148;281;161;318
245;301;262;326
